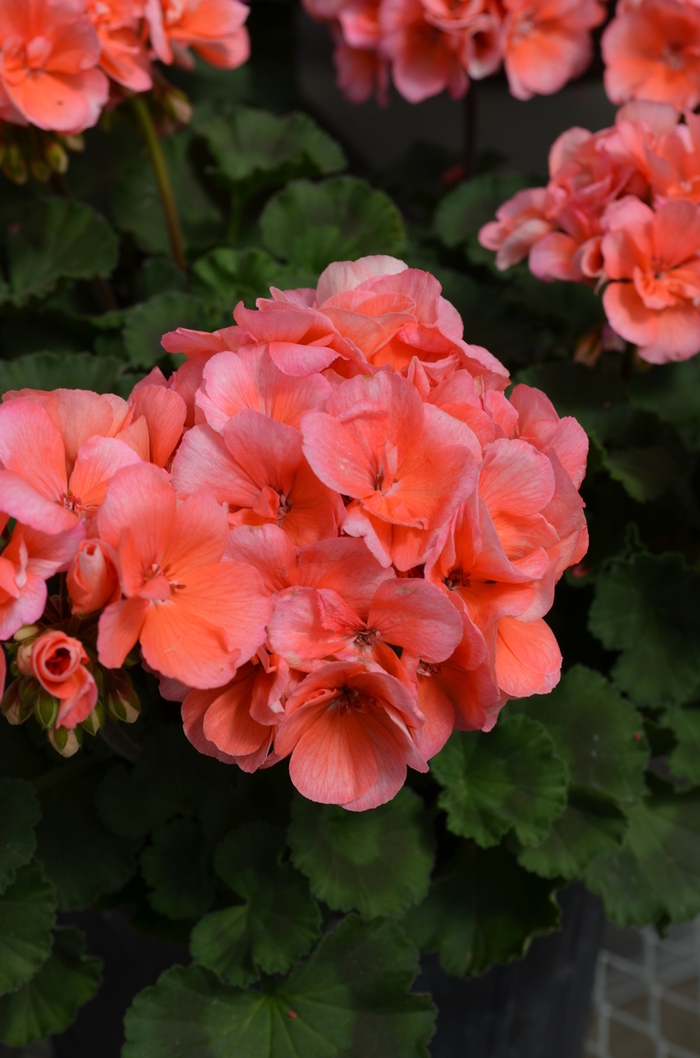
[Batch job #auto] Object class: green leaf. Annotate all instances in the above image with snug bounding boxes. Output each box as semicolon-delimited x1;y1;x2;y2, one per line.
96;725;238;844
514;362;631;446
0;862;55;995
434;174;529;263
666;707;700;783
287;789;434;919
0;352;125;397
0;926;101;1046
111;132;222;255
403;842;559;976
197;107;345;199
35;772;137;912
585;790;700;925
432;716;568;848
191;822;320;985
604;445;680;502
124;916;435;1058
517;788;628;880
123;292;210;368
141;819;215;921
506;666;648;806
260;177;406;274
192;246;316;323
0;779;40;896
629;357;700;450
4;199;119;305
589;553;700;708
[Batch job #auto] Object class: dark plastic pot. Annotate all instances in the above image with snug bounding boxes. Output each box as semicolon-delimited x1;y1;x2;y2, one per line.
419;883;605;1058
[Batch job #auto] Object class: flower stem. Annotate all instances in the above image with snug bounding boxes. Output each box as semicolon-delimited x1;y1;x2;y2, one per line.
463;81;477;179
130;94;186;274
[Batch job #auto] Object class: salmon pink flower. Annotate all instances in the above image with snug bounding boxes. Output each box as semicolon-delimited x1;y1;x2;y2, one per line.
172;411;345;547
144;0;250;70
85;0;152;91
66;537;120;615
501;0;606;101
0;0;109;133
479;188;555;271
601;196;700;363
96;462;272;688
274;660;429;810
30;630;98;730
0;520;85;639
602;0;700;111
379;0;468;102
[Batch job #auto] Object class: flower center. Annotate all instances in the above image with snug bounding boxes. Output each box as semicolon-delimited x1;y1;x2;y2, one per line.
62;491;83;513
45;647;72;677
663;44;684;70
445;568;470;590
334;685;379;715
354;628;380;647
417;661;442;677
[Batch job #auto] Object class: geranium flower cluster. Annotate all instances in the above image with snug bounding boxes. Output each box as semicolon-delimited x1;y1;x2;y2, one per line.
0;0;250;135
302;0;607;105
479;101;700;364
0;256;588;809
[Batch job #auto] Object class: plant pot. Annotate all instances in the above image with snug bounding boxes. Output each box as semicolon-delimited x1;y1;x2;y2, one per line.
418;883;605;1058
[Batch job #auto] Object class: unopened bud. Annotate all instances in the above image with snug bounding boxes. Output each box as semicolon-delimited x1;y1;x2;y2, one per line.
48;726;82;758
30;156;51;182
164;89;192;126
16;643;33;676
81;700;105;736
63;134;85;153
106;673;141;724
1;680;32;725
3;144;27;185
14;625;40;643
45;140;68;174
32;687;59;730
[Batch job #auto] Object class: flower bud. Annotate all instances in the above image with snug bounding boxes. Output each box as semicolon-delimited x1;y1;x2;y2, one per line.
81;700;105;737
164;88;192;126
30;632;98;730
3;144;27;185
45;140;69;174
14;625;40;643
48;726;82;758
1;680;32;726
30;156;51;183
16;643;33;676
62;134;85;153
33;688;59;730
106;673;141;724
67;539;120;615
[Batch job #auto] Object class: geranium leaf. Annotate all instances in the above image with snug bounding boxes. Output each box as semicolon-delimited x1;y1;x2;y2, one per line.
35;772;136;912
0;862;55;995
123;292;211;368
434;174;531;266
124;917;435;1058
629;357;700;451
402;842;560;977
260;177;406;274
0;779;40;896
111;132;222;255
517;788;628;880
287;789;435;918
192;247;316;324
197;107;345;199
4;199;119;305
141;818;215;921
514;362;631;446
507;666;648;806
190;822;320;984
665;707;700;783
432;716;568;848
589;553;700;708
0;352;125;398
584;789;700;925
0;926;101;1046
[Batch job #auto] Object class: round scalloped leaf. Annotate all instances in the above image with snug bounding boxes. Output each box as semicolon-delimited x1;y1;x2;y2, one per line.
141;819;215;922
192;247;317;323
0;926;101;1046
584;788;700;926
123;292;210;368
125;917;435;1058
260;177;406;274
507;666;648;806
517;788;628;880
589;553;700;708
0;779;40;896
5;199;119;305
666;707;700;783
190;822;320;985
402;842;560;977
287;789;435;919
432;716;567;848
0;353;125;399
0;862;55;995
629;357;700;451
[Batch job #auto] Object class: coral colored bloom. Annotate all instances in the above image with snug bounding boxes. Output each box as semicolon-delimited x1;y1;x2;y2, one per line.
0;520;85;639
479;188;554;270
502;0;605;101
85;0;152;91
96;463;272;688
66;537;120;615
30;630;98;729
380;0;468;102
274;660;428;810
601;196;700;363
0;398;141;536
0;0;109;133
602;0;700;111
145;0;250;69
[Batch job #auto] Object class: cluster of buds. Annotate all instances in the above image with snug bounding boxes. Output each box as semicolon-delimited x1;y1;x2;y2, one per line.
0;125;84;186
2;620;140;758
